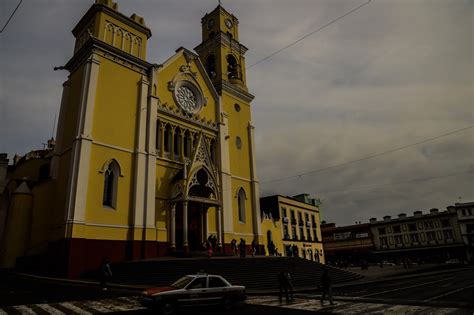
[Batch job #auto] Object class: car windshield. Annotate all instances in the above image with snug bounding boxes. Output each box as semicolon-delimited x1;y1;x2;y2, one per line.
171;276;194;289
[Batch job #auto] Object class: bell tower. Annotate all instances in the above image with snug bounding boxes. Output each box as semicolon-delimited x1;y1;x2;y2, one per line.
195;4;249;92
195;5;263;250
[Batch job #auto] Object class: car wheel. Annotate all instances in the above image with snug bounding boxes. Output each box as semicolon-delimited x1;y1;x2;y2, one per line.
222;297;234;310
160;302;176;315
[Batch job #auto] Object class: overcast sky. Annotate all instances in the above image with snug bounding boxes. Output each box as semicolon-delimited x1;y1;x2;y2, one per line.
0;0;472;225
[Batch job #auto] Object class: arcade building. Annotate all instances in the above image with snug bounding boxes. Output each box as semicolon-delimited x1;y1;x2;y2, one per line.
0;0;264;277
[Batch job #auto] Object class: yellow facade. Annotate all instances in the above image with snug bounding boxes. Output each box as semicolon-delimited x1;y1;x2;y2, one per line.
260;195;325;263
0;1;263;276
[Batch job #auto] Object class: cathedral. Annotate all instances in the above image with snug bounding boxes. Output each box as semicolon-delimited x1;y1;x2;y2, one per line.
0;0;263;277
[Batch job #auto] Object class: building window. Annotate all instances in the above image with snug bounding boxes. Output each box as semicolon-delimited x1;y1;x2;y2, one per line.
393;225;401;233
298;212;303;225
408;223;417;232
424;221;434;229
290;210;296;225
205;54;216;79
380;237;388;246
311;215;316;227
164;125;170;152
292;225;297;240
394;235;403;244
299;226;305;241
237;188;246;223
378;227;386;235
226;54;239;79
103;160;120;208
283;224;290;239
427;231;436;241
313;229;318;241
441;219;451;228
410;233;419;243
281;208;287;219
156;120;162;153
443;229;453;239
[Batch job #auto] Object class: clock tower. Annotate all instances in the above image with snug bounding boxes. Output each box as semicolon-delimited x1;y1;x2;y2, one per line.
195;5;263;248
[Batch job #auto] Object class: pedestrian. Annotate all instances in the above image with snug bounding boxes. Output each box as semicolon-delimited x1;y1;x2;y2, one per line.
251;239;257;256
231;238;238;256
285;270;294;301
278;270;289;303
205;240;213;258
320;268;334;305
100;258;113;291
239;238;246;258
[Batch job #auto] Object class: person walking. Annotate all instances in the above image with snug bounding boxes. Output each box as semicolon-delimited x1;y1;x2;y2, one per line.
278;270;289;303
285;270;294;301
320;268;334;305
231;238;238;256
251;239;257;256
239;238;246;258
100;258;113;291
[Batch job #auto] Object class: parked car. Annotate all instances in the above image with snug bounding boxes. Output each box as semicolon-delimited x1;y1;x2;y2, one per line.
140;273;246;315
445;259;460;264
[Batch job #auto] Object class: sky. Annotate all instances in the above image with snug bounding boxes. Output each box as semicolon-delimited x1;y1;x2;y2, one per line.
0;0;473;225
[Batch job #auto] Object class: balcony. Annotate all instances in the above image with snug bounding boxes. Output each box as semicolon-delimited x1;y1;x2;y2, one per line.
306;221;311;227
428;240;437;245
396;243;403;248
282;217;289;224
412;242;419;246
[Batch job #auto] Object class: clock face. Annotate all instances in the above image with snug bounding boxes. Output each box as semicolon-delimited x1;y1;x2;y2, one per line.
225;18;233;28
207;18;215;29
176;86;198;113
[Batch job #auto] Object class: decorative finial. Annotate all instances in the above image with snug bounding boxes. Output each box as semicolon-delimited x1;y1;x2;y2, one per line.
218;0;222;5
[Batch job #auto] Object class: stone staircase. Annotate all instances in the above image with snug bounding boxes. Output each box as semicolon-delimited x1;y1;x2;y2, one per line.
110;256;363;291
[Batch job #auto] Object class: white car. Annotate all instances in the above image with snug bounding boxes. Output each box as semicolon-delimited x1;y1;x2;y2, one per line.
140;273;246;315
445;259;460;264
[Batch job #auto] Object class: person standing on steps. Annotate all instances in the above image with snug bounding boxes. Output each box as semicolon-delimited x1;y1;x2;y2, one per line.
100;258;113;291
239;238;246;258
320;268;334;305
251;239;257;256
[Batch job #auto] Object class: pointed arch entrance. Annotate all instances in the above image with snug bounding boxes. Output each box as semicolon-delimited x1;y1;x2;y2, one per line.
168;133;222;253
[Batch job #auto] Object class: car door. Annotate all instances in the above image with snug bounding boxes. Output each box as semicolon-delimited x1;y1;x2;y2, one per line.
207;276;230;304
183;276;208;306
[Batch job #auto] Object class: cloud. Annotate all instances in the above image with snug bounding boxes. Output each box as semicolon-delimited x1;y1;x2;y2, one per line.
0;0;472;225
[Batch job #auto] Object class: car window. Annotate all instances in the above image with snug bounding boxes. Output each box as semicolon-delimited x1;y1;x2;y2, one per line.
186;277;207;289
209;277;228;288
171;276;194;289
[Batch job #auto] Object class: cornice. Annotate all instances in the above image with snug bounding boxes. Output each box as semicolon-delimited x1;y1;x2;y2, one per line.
194;32;248;55
65;37;152;74
218;80;255;103
72;3;152;39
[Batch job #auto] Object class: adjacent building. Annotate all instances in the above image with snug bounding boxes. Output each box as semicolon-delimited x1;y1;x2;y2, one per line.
452;202;474;262
260;194;324;263
321;222;374;266
370;208;465;263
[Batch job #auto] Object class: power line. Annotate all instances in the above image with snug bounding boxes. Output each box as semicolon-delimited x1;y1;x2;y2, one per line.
247;0;372;69
262;125;474;184
0;0;23;34
311;169;474;195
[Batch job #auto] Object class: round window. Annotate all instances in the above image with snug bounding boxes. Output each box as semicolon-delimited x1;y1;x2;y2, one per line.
173;81;203;115
236;136;242;149
234;103;241;112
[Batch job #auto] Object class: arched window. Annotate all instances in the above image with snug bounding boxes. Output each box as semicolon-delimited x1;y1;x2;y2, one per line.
226;54;239;79
238;188;246;223
164;124;170;152
103;160;119;208
205;54;216;79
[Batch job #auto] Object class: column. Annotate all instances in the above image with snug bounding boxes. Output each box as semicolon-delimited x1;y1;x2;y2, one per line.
159;122;166;158
180;129;186;162
170;126;176;160
216;206;223;249
182;201;189;252
199;208;204;243
170;203;176;249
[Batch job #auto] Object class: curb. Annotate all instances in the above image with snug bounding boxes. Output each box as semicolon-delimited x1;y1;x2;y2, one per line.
293;293;474;310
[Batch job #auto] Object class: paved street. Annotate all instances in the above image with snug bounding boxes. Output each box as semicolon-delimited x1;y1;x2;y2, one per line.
332;267;474;306
1;268;474;314
0;295;472;315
